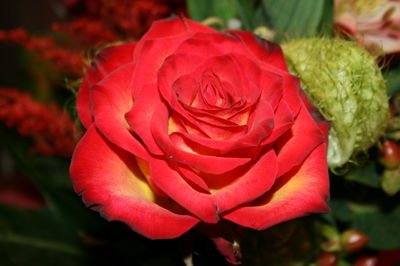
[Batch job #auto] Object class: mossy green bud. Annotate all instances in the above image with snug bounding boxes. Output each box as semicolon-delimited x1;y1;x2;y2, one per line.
281;38;389;171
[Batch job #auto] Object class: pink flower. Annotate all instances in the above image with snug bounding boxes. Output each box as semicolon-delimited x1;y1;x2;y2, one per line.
335;0;400;54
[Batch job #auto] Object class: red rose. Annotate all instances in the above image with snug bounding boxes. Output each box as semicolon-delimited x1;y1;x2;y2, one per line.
70;17;330;239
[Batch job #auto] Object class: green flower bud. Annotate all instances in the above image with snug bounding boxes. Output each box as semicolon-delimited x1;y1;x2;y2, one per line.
281;38;389;171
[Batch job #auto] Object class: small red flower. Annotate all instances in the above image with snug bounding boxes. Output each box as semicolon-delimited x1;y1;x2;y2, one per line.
0;88;77;157
0;28;85;76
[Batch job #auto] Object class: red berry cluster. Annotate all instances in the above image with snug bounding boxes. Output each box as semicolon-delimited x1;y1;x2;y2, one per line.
378;139;400;196
318;229;374;266
0;88;77;157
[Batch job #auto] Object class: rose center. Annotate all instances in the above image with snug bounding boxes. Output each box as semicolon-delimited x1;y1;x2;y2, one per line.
199;71;227;108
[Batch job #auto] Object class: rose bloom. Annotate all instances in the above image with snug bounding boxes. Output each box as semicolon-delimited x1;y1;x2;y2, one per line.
335;0;400;54
70;18;330;239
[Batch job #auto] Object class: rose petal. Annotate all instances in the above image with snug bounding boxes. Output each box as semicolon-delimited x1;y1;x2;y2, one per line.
214;150;278;212
131;17;217;95
158;53;206;104
92;63;149;159
77;78;93;128
223;143;329;230
149;157;218;223
150;103;251;174
132;34;195;98
170;99;274;153
90;43;136;79
77;42;136;128
228;31;288;71
174;32;249;59
139;17;216;44
242;99;274;145
176;165;210;193
281;75;302;117
275;105;326;177
125;83;163;155
261;100;294;145
70;126;199;239
160;53;249;112
259;71;283;110
170;131;251;155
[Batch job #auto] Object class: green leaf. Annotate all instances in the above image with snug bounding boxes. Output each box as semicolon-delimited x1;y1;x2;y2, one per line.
384;62;400;96
0;204;87;266
351;203;400;250
187;0;237;23
344;161;381;188
187;0;212;22
328;198;354;222
213;0;237;23
319;0;334;35
261;0;326;40
232;0;258;30
0;202;165;266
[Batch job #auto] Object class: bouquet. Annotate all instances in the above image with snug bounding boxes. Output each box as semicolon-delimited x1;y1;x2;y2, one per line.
1;1;399;265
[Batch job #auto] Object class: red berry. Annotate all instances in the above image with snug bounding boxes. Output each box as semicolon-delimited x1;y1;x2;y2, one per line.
379;140;400;169
316;252;338;266
354;256;377;266
341;230;368;253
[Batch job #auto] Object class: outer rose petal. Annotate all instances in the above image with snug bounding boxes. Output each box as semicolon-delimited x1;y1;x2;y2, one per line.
90;43;136;80
77;42;136;128
214;150;278;213
70;126;199;239
125;83;163;155
138;17;216;47
228;31;288;71
131;35;195;98
281;75;303;117
149;158;218;223
261;100;294;145
92;63;148;159
223;143;329;230
76;78;93;128
131;18;217;92
174;32;248;60
276;105;326;177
